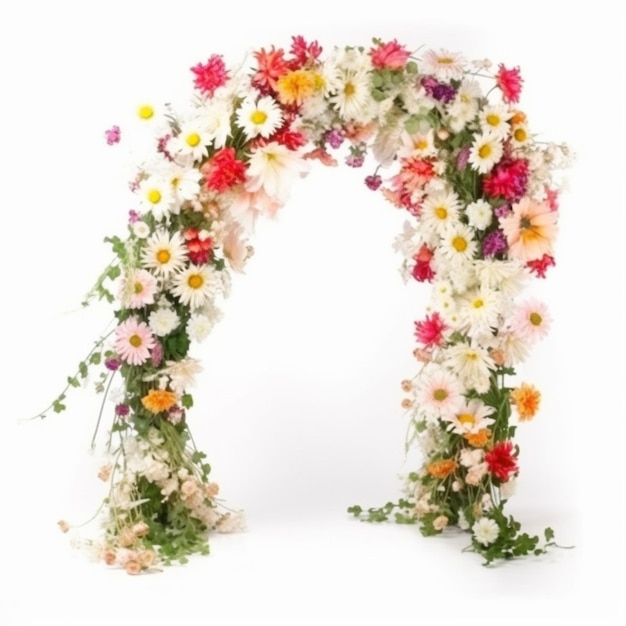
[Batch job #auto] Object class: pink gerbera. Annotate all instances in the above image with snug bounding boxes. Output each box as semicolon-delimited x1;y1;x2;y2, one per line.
190;54;229;96
495;64;523;104
114;318;156;366
499;197;558;262
414;312;448;348
414;366;465;421
119;269;158;309
370;39;411;70
507;299;551;343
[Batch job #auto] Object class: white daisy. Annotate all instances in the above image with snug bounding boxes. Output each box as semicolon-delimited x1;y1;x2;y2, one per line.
236;95;283;139
456;286;502;339
446;79;481;132
472;517;499;546
245;142;309;203
118;269;157;309
148;308;180;337
420;190;463;238
445;399;495;435
465;200;493;230
161;358;203;394
441;342;495;393
141;230;188;277
138;176;176;220
166;163;202;204
397;127;437;159
510;122;530;148
479;104;512;140
468;132;504;174
169;117;212;161
438;223;478;264
171;265;218;310
421;49;467;82
329;70;373;122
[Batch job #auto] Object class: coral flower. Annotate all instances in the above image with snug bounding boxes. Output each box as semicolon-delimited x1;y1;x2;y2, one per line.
141;389;178;414
252;46;290;91
499;197;558;262
427;459;458;479
370;39;411;70
510;383;541;421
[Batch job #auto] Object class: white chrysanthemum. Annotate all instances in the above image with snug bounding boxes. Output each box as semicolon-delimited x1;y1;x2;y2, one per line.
441;342;495;393
141;230;188;277
446;399;495;435
397;128;437;159
446;79;481;132
245;142;309;203
329;70;373;122
171;265;219;310
473;259;528;300
131;221;150;239
138;176;176;220
162;358;203;394
236;95;283;139
392;220;420;260
472;517;499;546
148;308;180;337
420;190;463;238
456;286;502;339
167;163;202;204
203;98;234;149
438;223;478;264
421;49;467;81
479;104;512;140
468;132;504;174
490;330;530;367
466;200;493;230
413;364;466;422
169;117;212;161
187;314;214;342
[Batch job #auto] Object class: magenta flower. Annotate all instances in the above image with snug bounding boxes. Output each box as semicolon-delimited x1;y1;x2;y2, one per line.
190;54;228;96
495;64;523;103
370;39;411;70
104;125;121;145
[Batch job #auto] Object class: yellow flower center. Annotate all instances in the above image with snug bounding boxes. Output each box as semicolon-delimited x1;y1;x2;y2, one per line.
416;138;429;151
433;389;448;401
147;189;162;204
438;57;454;64
458;413;475;424
466;351;478;360
188;274;204;289
133;282;144;294
186;132;201;147
435;207;448;220
486;113;500;127
156;250;171;264
129;334;142;348
344;82;356;96
138;105;154;120
514;127;527;142
478;144;492;159
452;236;468;252
472;298;484;309
529;312;542;326
251;110;268;125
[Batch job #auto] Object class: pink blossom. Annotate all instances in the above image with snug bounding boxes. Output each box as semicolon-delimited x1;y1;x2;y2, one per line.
104;125;121;145
190;54;228;96
414;312;448;348
370;39;411;70
495;64;523;104
114;318;156;366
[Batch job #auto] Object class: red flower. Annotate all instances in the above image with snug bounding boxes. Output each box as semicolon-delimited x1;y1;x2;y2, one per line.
526;254;556;278
495;64;523;104
201;147;246;194
252;46;290;92
370;39;411;70
289;35;322;68
414;312;448;348
190;55;228;96
483;158;529;202
183;228;213;265
485;441;519;482
411;244;435;282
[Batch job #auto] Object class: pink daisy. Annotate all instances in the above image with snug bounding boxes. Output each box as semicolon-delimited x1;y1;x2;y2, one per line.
119;269;158;309
507;299;551;343
414;365;465;421
114;318;156;366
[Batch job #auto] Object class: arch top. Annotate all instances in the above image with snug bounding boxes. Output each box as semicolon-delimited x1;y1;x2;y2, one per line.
37;35;570;572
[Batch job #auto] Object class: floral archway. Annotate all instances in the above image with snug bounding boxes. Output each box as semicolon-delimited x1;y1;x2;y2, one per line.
36;36;571;573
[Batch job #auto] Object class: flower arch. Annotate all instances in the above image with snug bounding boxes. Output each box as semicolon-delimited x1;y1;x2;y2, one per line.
36;36;571;573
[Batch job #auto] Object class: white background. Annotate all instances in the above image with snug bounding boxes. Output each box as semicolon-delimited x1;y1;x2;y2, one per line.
1;1;624;624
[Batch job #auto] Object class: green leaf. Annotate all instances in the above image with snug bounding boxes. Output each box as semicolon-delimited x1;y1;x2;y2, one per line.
181;393;194;409
78;361;89;378
405;61;418;74
67;376;80;388
545;527;555;542
89;352;102;365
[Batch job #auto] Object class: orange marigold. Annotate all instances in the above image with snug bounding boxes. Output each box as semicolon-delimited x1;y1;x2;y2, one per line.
464;429;492;448
141;389;178;414
427;459;457;479
510;383;541;421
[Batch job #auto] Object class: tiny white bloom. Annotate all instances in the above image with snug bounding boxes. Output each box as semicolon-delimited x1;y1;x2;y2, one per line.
472;517;499;546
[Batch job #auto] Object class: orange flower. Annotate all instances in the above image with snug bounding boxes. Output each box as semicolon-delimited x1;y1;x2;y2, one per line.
276;69;318;106
427;459;457;479
464;429;492;448
141;389;178;413
510;383;541;421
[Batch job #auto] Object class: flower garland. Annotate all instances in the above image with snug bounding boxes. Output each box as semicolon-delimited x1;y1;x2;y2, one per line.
33;36;571;572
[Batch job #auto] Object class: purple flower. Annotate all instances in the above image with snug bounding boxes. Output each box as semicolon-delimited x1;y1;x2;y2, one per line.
494;204;512;219
128;210;141;224
151;341;163;368
482;229;508;257
365;174;382;190
104;357;121;371
104;125;121;145
456;147;470;170
157;134;174;161
325;129;344;149
346;154;365;168
421;77;456;103
115;403;130;417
